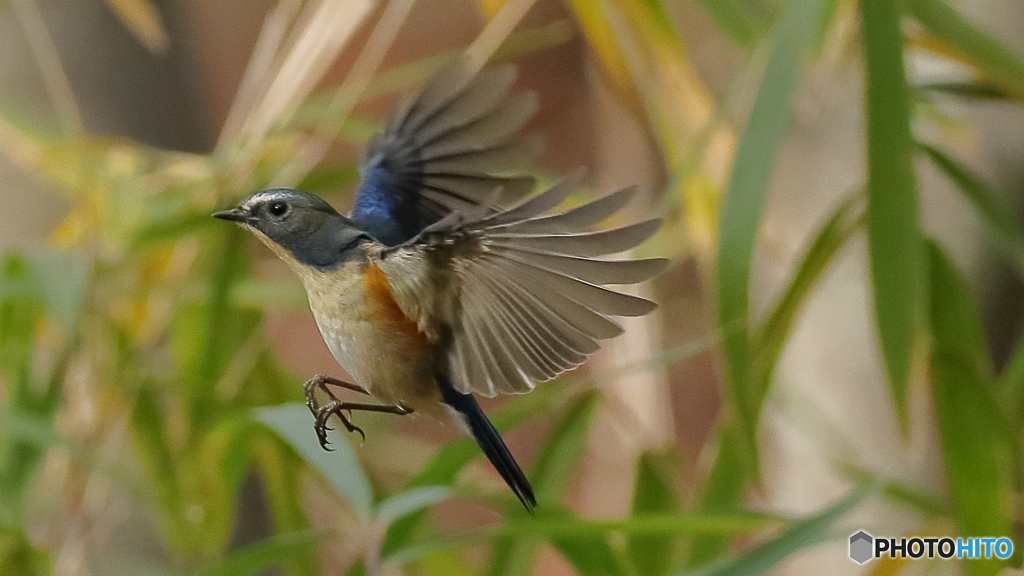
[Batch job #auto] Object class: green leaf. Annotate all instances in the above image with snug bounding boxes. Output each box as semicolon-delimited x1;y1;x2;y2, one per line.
255;403;373;515
548;513;629;576
907;0;1024;98
195;226;247;424
928;242;1012;576
0;254;41;383
389;510;778;567
24;248;90;331
484;392;602;576
695;0;770;48
750;193;864;407
132;212;221;247
687;430;748;567
917;81;1012;100
130;386;178;515
0;528;51;576
195;530;329;576
0;252;65;522
716;0;835;452
860;0;923;425
532;396;624;576
628;453;681;576
530;392;600;502
201;416;263;510
841;466;950;517
254;442;319;576
681;486;867;576
416;549;475;576
0;407;58;526
0;408;56;450
919;143;1024;279
1001;330;1024;420
380;384;568;558
374;486;450;528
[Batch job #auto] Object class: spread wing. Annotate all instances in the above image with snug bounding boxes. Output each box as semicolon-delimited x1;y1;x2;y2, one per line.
351;59;541;246
376;177;668;397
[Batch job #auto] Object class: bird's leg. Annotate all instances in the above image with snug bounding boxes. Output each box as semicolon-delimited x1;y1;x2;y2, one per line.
304;374;370;397
303;374;413;450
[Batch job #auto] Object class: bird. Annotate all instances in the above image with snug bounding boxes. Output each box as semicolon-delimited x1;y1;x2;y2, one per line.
213;60;668;512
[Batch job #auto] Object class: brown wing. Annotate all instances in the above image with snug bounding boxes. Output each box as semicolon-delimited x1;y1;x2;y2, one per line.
377;177;668;397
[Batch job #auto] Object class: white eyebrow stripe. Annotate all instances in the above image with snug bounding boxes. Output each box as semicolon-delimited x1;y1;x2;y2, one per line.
240;191;296;210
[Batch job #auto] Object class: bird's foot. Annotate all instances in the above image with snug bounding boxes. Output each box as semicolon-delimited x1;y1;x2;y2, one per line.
312;399;365;448
303;374;413;450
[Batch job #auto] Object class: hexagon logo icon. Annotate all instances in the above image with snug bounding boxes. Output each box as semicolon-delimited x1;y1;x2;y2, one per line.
849;531;873;564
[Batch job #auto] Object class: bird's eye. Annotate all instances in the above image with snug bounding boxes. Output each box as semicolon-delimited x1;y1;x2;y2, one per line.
268;201;289;217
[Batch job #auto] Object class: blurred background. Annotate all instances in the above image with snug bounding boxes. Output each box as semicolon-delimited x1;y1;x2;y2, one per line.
1;0;1023;575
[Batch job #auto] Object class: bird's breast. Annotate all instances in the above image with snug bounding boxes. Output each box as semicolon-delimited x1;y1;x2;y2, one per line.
298;259;436;407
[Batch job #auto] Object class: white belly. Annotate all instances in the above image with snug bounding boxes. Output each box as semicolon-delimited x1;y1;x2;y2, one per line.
298;260;437;408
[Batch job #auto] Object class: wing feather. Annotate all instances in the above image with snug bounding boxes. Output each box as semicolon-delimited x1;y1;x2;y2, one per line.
353;60;539;245
482;257;625;340
488;219;661;256
378;178;666;397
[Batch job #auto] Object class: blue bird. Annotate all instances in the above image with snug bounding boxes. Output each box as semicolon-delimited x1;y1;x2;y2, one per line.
214;61;667;512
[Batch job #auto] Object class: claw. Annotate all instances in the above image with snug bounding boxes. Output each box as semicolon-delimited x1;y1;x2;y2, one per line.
302;374;409;447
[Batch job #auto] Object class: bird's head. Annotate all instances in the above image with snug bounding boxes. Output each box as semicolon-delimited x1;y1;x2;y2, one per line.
214;188;370;269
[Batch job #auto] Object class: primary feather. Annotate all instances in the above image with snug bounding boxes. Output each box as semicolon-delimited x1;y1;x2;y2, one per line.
377;178;669;397
352;59;541;245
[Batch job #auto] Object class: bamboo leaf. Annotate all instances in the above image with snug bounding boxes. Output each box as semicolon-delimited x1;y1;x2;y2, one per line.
860;0;923;425
24;248;90;331
919;143;1024;279
628;452;681;576
907;0;1024;98
379;384;567;558
695;0;770;47
928;242;1012;576
255;403;373;515
0;529;50;576
681;486;867;576
548;515;628;576
196;530;329;576
687;430;748;567
1000;330;1024;420
750;193;864;407
485;392;602;576
389;510;779;567
254;442;320;576
374;486;450;528
716;0;835;451
917;81;1011;100
529;392;600;502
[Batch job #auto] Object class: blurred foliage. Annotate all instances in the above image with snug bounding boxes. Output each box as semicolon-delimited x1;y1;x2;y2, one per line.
0;0;1023;575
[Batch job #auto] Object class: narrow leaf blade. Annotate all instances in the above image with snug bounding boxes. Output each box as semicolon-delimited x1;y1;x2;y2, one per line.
929;242;1011;576
907;0;1024;97
255;403;373;515
860;0;923;424
681;486;867;576
717;0;835;445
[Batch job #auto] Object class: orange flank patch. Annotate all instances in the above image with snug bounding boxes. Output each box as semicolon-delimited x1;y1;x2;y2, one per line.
362;262;429;348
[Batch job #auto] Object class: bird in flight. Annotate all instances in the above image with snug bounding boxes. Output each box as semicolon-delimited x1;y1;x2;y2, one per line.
214;61;667;512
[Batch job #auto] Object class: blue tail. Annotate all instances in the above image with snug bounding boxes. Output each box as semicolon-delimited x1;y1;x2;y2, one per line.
439;378;536;512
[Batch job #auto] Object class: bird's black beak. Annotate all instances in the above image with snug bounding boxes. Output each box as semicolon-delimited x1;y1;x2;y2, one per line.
212;207;247;223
